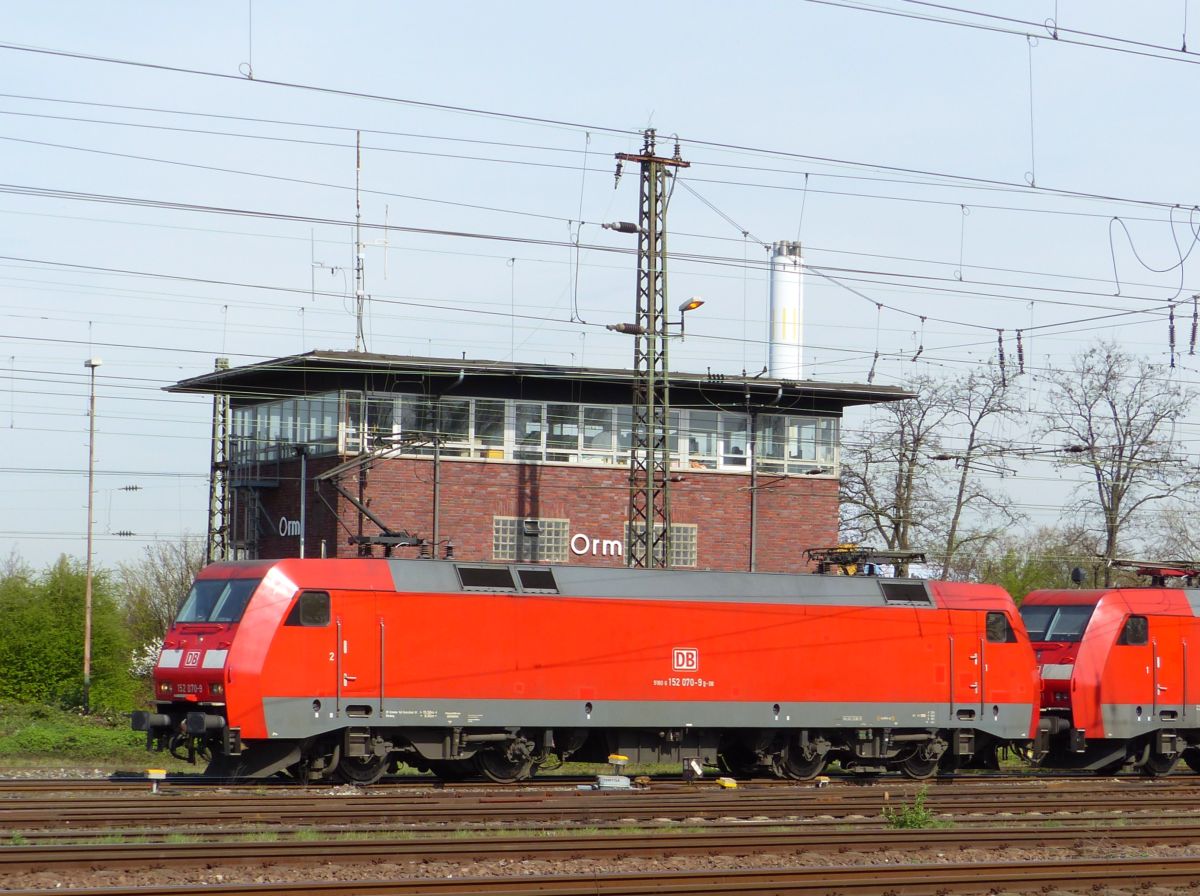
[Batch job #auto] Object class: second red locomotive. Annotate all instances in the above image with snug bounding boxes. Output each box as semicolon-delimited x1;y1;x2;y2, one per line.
1022;565;1200;775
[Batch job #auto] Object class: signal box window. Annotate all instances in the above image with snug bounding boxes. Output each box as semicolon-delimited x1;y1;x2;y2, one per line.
986;611;1017;643
493;516;569;563
623;522;698;568
285;591;330;627
1118;615;1149;646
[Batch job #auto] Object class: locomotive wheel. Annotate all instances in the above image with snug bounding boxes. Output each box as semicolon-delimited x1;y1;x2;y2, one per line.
1184;749;1200;774
474;749;533;783
898;753;939;780
334;753;389;785
774;744;826;781
1140;751;1179;777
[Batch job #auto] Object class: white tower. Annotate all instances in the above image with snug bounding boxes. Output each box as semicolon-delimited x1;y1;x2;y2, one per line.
768;241;804;379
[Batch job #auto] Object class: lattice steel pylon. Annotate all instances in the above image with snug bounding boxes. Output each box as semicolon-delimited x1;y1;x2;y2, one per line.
206;357;232;564
616;130;689;567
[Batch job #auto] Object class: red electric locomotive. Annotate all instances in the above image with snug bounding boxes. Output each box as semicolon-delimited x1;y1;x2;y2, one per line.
133;557;1040;782
1021;564;1200;775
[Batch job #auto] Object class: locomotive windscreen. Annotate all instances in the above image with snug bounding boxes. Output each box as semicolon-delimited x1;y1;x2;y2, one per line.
1019;604;1094;643
175;577;262;624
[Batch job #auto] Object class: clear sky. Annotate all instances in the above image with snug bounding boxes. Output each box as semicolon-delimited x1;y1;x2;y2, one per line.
2;1;1198;569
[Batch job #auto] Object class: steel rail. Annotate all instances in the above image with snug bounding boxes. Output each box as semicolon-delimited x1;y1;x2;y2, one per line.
2;811;1186;843
0;768;1190;793
7;784;1200;829
9;855;1200;896
3;821;1200;871
0;799;1194;830
0;775;598;793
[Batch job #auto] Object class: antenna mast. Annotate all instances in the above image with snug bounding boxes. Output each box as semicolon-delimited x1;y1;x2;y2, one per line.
354;130;367;352
205;356;232;563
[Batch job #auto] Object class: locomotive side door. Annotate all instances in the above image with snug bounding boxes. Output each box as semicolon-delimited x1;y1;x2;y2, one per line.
980;608;1039;734
947;610;984;722
332;589;382;717
1149;615;1185;725
1108;613;1156;728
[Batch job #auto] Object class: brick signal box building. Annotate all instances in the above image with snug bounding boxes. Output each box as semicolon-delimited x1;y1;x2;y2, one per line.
171;352;907;573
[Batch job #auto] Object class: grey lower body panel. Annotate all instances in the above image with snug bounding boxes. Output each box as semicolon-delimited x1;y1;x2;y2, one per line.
260;696;1033;742
1099;702;1190;740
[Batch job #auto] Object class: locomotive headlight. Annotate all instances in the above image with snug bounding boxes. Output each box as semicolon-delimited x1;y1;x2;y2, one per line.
210;683;224;697
157;681;172;696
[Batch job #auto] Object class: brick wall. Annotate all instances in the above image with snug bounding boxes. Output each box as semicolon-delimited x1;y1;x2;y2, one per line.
248;456;838;573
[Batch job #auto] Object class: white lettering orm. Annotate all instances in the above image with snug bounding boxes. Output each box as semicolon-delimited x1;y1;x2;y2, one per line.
570;533;623;557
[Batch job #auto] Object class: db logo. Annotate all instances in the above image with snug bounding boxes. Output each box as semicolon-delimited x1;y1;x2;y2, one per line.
672;648;699;671
184;650;201;667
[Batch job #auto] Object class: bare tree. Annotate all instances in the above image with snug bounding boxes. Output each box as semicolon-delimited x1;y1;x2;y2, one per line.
936;366;1021;578
1151;502;1200;561
840;374;953;572
117;537;205;647
1038;342;1197;585
841;367;1021;578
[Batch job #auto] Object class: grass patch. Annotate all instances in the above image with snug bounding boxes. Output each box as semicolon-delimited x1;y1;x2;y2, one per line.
239;831;280;843
0;703;192;770
333;830;411;841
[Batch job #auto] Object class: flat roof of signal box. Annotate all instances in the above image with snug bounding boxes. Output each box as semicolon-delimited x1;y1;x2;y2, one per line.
168;350;913;415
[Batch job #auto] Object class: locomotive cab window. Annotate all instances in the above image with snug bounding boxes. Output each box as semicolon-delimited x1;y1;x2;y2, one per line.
986;611;1017;643
1019;605;1095;643
176;577;261;624
285;591;331;627
1118;615;1149;646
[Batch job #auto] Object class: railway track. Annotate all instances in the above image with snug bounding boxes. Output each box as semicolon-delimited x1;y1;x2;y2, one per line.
0;767;1179;794
3;820;1199;872
0;774;596;794
0;813;1171;844
6;778;1200;830
8;855;1200;896
6;775;1200;894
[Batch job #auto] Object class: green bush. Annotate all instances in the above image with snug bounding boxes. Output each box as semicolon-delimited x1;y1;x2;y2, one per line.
0;556;136;713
